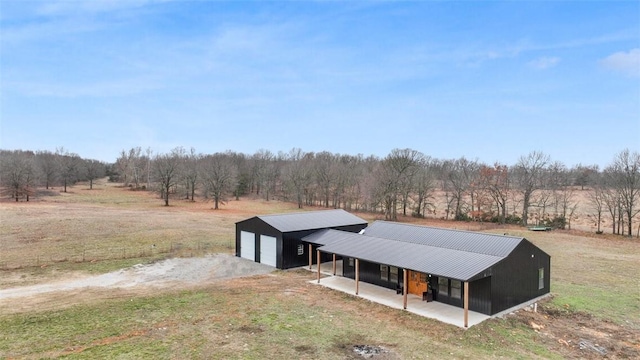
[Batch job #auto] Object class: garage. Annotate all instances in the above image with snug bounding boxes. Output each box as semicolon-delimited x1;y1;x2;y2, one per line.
260;235;277;267
240;231;255;261
235;209;368;269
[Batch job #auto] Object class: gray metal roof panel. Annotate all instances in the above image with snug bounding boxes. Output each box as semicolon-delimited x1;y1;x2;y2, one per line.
313;230;503;281
363;221;523;257
303;229;340;245
255;209;367;233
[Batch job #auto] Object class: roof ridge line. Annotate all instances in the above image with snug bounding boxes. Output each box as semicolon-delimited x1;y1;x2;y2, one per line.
258;208;347;218
373;220;524;239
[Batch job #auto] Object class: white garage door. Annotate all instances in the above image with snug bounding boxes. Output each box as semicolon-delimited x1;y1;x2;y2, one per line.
260;235;277;267
240;231;255;261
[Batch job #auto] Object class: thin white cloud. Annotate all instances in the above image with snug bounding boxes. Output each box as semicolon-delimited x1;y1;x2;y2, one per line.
600;48;640;77
35;0;169;16
7;77;163;98
528;56;560;69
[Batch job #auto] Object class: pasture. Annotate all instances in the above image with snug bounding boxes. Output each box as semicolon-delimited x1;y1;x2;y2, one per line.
0;181;638;359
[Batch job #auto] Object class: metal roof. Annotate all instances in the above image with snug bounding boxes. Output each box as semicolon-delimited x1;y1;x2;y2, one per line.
250;209;367;233
362;221;523;257
304;229;351;246
305;229;504;281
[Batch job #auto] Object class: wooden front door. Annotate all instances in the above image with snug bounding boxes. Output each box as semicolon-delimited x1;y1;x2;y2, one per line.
407;270;428;296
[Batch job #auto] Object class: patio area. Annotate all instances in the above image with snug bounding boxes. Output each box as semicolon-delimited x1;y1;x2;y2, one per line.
307;261;490;328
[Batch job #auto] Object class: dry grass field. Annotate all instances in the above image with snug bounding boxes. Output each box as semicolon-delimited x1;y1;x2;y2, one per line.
0;180;639;359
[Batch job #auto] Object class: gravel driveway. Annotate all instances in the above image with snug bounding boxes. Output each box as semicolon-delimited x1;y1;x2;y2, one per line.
0;254;274;300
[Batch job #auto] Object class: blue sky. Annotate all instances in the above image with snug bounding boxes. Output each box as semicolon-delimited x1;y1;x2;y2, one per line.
1;0;638;167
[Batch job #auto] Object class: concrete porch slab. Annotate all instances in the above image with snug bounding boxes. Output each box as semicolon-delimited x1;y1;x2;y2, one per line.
308;274;490;328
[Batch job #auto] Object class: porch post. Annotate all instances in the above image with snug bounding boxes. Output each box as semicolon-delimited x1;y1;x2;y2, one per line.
403;269;408;310
464;281;469;328
332;253;336;275
355;258;360;295
317;249;321;283
309;244;313;270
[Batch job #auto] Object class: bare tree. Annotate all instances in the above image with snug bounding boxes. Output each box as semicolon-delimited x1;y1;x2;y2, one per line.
479;163;510;223
588;176;606;233
114;147;144;188
183;148;200;201
145;147;153;190
56;148;80;193
227;151;250;200
571;163;598;190
128;147;144;189
251;149;279;201
601;178;622;235
556;187;578;229
335;154;363;210
607;149;640;236
84;159;105;190
282;148;312;209
513;151;550;226
115;149;131;185
413;157;435;218
35;150;58;189
200;153;237;209
532;189;553;226
446;157;478;220
314;151;337;208
153;147;184;206
433;159;456;220
0;151;37;201
374;149;423;220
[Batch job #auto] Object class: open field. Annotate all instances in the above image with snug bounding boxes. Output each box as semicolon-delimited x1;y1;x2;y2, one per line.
1;181;639;359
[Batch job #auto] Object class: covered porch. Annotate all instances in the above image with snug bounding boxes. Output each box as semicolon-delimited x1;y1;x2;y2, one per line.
308;261;490;328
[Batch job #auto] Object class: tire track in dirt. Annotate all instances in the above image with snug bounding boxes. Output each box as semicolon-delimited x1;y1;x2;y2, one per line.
0;254;274;302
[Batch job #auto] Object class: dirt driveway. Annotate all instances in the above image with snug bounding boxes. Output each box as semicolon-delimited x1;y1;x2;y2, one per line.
0;254;274;313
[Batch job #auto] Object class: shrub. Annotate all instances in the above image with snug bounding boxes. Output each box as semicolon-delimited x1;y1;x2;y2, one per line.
489;214;521;224
543;216;566;230
455;212;471;221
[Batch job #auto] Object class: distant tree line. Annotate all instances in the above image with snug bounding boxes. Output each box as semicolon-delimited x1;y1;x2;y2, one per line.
0;148;107;200
1;147;639;237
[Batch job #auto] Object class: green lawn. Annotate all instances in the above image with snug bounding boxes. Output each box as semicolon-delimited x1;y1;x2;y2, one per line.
1;184;638;358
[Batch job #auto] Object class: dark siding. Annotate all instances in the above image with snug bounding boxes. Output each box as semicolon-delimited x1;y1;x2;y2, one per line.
282;233;334;269
343;257;355;278
280;223;366;269
433;277;463;308
236;218;366;270
469;277;492;315
342;259;399;290
490;240;551;314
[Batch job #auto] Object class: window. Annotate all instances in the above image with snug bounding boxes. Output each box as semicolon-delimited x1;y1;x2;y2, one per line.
450;280;462;299
297;244;304;255
380;265;389;281
348;258;354;267
438;277;449;296
538;268;544;290
390;267;398;283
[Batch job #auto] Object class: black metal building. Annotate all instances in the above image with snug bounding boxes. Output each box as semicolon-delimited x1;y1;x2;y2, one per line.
235;209;368;269
304;221;551;316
